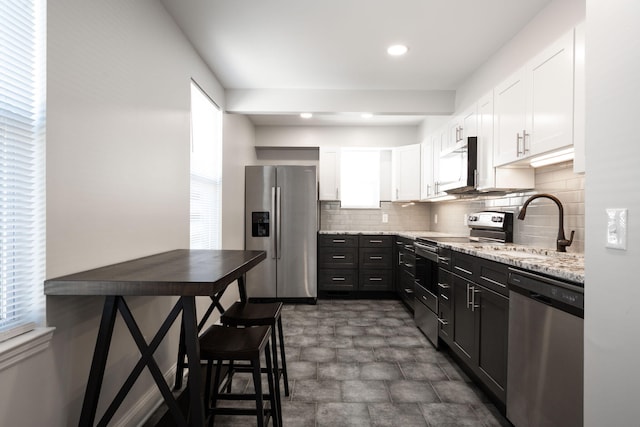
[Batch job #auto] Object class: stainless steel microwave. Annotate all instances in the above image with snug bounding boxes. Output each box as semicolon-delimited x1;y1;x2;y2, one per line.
438;136;478;193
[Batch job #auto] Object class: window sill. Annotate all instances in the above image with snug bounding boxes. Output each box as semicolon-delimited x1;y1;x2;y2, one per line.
0;327;55;372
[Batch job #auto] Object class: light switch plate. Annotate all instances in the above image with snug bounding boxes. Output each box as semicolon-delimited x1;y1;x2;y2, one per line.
606;208;627;250
382;213;389;223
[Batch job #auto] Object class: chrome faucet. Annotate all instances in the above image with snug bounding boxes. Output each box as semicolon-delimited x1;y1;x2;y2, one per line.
518;193;575;252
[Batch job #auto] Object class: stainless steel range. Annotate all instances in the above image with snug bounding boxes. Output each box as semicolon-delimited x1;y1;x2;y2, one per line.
413;211;514;348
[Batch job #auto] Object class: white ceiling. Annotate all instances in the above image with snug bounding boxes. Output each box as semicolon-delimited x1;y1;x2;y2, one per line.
160;0;552;125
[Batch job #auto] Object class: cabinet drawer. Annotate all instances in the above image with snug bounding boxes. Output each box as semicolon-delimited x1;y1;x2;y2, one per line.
415;282;438;313
319;247;358;268
359;269;393;291
477;258;509;297
318;234;358;247
359;235;393;248
319;269;357;291
452;251;476;280
360;247;393;269
438;268;452;308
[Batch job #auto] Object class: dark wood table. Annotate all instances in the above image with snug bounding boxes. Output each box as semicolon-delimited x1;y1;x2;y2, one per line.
44;249;267;427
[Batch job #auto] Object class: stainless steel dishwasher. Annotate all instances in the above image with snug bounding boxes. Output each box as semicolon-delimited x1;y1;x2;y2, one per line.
506;268;584;427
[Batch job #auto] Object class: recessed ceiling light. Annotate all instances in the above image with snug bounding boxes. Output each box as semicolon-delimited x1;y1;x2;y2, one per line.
300;113;313;119
387;44;408;56
361;113;373;119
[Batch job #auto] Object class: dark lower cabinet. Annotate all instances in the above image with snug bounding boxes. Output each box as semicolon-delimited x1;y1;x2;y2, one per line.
448;251;509;405
319;234;393;296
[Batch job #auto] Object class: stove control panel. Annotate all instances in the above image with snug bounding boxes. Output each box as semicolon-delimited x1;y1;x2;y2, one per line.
468;211;513;231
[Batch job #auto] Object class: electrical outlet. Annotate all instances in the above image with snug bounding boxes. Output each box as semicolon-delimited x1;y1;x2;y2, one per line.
434;213;438;224
606;208;627;250
463;213;468;226
382;213;389;223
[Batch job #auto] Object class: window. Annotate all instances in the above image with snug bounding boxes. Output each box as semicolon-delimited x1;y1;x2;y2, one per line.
189;81;222;249
339;148;381;208
0;0;46;343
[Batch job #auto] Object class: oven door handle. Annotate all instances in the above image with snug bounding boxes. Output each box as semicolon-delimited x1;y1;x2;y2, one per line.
414;242;439;263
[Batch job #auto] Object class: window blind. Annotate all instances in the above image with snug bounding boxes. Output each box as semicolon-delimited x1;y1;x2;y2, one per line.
0;0;46;343
189;81;222;250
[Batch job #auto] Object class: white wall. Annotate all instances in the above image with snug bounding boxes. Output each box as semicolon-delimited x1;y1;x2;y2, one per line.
584;0;640;424
0;1;243;426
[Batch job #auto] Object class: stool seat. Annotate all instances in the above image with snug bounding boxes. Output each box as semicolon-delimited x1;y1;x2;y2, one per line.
220;301;290;397
199;324;280;427
199;324;271;360
221;302;282;326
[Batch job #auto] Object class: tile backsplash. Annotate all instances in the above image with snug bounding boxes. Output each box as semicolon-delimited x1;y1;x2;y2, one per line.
319;161;584;253
430;161;584;253
320;201;431;232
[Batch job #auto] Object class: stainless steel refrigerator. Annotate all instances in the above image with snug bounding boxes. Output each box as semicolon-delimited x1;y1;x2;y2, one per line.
245;165;317;301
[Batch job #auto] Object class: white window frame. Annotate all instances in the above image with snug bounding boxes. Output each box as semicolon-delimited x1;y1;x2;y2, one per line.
0;0;53;369
189;81;222;250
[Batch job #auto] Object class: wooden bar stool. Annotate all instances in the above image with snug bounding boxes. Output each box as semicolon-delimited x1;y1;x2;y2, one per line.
199;324;281;427
220;301;290;397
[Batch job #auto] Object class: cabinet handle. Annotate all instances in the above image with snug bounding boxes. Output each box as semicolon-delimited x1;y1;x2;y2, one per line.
523;129;530;154
332;239;345;243
471;287;481;312
404;288;414;295
437;282;449;289
466;283;470;308
517;132;524;156
369;256;383;260
396;188;399;199
331;277;346;281
426;184;431;196
336;187;339;199
440;294;449;301
438;317;449;326
398;252;404;265
369;239;383;244
332;255;346;259
438;256;450;264
369;277;383;281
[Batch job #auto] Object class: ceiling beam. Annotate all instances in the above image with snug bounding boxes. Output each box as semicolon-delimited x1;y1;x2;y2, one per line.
225;89;455;115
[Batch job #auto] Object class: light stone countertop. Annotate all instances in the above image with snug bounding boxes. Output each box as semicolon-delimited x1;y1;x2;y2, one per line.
318;230;585;285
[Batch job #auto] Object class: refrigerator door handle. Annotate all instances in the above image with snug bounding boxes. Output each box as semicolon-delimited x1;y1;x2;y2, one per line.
271;186;277;259
276;186;282;259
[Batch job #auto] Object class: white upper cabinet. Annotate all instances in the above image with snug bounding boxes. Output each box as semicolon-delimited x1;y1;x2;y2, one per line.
391;143;421;201
318;147;340;200
420;137;435;200
477;90;535;191
527;29;574;156
446;105;478;152
494;29;575;166
494;68;528;166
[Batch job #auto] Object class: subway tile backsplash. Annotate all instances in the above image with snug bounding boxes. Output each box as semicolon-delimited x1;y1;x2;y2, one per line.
320;201;431;232
319;161;584;253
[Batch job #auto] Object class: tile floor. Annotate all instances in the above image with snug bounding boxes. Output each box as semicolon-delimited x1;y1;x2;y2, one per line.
208;299;512;427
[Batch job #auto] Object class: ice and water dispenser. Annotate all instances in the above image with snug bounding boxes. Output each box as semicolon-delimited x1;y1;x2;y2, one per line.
251;212;270;237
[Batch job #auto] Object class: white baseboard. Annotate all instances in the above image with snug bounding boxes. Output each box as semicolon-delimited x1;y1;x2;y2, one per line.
111;363;184;427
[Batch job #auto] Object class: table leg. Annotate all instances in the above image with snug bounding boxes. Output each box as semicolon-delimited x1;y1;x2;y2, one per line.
79;296;118;427
238;274;248;302
182;296;205;426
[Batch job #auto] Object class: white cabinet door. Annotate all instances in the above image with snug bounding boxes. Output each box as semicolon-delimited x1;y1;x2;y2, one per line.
476;91;495;190
494;29;575;167
392;144;421;201
420;139;434;200
494;68;528;166
460;105;478;140
318;147;340;200
527;29;574;157
478;90;535;191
